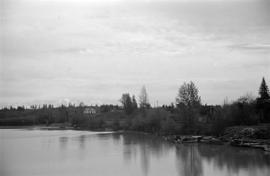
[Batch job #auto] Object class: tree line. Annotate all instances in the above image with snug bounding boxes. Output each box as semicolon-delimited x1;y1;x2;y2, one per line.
118;77;270;134
0;77;269;136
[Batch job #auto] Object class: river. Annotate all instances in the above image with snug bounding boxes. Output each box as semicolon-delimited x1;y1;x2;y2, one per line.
0;129;270;176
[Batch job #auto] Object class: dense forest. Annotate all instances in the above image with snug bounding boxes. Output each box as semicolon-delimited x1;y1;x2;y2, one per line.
0;77;269;136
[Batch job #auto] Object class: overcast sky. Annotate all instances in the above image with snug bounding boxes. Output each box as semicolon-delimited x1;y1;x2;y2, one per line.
0;0;270;107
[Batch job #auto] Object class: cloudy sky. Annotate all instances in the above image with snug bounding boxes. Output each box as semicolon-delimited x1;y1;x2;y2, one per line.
0;0;270;107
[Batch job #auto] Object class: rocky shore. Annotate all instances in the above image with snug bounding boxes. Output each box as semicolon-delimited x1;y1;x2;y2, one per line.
163;125;270;152
163;135;270;152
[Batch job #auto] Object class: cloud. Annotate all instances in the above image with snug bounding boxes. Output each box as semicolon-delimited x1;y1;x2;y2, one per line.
53;48;94;55
1;0;270;106
228;43;270;52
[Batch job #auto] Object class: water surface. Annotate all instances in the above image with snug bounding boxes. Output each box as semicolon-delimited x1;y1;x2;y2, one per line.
1;129;270;176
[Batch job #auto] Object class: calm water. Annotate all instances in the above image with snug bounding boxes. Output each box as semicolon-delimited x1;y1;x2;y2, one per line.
1;129;270;176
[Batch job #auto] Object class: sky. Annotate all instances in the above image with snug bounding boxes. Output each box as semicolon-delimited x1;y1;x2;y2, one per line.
0;0;270;107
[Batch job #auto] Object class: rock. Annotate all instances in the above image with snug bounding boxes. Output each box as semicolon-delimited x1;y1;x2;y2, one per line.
240;128;255;138
201;136;223;145
264;145;270;152
230;139;241;146
223;125;270;140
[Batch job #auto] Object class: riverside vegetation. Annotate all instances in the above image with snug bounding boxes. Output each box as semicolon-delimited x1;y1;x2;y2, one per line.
1;78;270;150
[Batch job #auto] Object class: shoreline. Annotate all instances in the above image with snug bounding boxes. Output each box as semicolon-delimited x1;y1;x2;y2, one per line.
1;125;270;152
161;134;270;152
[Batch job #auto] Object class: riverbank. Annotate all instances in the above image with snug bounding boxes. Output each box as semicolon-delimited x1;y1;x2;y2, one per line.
73;124;270;152
1;124;270;152
162;135;270;152
161;124;270;152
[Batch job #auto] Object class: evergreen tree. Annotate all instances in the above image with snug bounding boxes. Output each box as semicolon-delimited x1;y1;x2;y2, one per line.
259;77;270;100
257;77;270;122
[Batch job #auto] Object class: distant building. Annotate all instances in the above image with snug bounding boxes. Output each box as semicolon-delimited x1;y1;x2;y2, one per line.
83;107;97;115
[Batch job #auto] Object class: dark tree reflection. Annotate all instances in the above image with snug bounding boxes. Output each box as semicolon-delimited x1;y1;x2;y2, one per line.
121;133;174;176
175;144;203;176
60;132;270;176
78;135;86;149
175;143;270;176
197;144;270;173
59;136;68;150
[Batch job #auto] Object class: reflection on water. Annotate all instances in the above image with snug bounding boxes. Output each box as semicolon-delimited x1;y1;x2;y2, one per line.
175;145;202;176
198;144;270;175
121;133;174;176
1;129;270;176
59;136;69;150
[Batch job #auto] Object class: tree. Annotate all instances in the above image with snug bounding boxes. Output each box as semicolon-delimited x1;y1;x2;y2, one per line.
234;94;258;125
132;95;138;110
176;81;201;133
79;102;85;107
237;93;255;104
120;93;133;114
139;86;150;109
176;81;201;108
259;77;270;100
257;77;270;122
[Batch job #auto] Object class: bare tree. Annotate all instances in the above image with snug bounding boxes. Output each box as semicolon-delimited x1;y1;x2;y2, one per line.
176;81;201;133
176;81;201;108
139;86;150;109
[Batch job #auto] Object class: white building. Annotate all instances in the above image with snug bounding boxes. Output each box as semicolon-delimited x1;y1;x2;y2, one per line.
83;107;97;115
